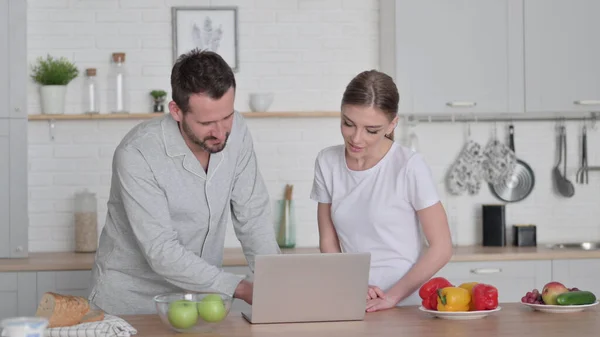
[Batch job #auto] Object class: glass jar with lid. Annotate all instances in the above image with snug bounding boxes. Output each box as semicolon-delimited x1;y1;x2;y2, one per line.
108;52;129;114
83;68;100;114
74;189;98;253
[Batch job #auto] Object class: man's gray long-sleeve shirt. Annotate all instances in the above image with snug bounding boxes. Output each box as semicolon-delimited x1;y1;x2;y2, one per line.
88;112;280;315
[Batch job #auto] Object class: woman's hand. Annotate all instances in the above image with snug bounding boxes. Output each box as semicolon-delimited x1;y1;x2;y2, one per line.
367;285;385;300
366;293;397;312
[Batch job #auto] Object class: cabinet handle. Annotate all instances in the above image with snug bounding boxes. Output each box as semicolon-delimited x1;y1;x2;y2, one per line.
446;101;477;108
470;268;502;274
574;100;600;106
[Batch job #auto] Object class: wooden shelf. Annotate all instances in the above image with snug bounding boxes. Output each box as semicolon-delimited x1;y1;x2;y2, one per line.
28;113;159;120
27;111;340;121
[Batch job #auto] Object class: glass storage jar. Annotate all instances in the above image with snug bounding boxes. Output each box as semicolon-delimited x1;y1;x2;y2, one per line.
74;189;98;253
83;68;100;114
108;52;129;114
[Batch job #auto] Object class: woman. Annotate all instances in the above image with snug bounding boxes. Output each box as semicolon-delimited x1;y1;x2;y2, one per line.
310;70;453;312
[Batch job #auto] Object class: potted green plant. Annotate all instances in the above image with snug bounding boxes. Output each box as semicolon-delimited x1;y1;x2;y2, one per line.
150;90;167;113
30;55;79;114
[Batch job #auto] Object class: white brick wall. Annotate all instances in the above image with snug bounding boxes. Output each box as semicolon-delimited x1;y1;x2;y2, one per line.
25;0;600;252
26;0;373;252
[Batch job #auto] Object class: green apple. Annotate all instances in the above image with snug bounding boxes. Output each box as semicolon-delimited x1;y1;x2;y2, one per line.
197;295;227;323
167;300;199;329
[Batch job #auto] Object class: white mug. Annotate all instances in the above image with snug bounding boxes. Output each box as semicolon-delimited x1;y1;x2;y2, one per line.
0;317;48;337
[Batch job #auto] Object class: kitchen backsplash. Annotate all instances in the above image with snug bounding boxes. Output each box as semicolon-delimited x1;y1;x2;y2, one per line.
26;0;600;252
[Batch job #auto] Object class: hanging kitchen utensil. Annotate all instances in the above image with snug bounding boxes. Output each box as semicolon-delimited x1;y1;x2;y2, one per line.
576;124;588;184
490;124;535;202
553;125;575;197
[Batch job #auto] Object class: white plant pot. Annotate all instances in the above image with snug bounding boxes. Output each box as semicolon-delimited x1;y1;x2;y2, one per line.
40;85;67;114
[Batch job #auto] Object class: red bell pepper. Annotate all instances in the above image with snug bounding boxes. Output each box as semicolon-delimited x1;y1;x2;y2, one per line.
471;283;499;310
425;293;438;310
419;277;453;310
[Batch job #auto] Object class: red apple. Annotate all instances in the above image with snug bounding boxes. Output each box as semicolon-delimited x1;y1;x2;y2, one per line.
542;282;569;305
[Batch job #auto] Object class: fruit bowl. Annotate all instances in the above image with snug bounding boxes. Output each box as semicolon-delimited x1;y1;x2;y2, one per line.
521;301;599;313
153;292;233;333
419;306;502;320
521;282;598;313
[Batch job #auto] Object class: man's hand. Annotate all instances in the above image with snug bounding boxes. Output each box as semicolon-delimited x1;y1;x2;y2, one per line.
367;285;385;300
234;279;253;305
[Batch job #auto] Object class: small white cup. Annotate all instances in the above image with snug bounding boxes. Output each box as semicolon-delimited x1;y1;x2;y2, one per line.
0;317;49;337
248;93;274;112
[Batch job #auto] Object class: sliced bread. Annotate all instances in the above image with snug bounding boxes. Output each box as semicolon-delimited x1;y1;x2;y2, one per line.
35;292;101;328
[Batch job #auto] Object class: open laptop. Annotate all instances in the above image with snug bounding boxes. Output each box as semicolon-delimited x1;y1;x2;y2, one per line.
241;252;371;324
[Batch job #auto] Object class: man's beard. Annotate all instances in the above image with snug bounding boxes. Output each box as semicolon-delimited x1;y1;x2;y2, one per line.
181;119;230;154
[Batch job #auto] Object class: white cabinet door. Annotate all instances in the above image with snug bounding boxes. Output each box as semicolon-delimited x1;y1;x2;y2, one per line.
551;259;600;297
8;119;28;258
0;0;26;119
0;0;8;118
524;0;600;113
0;121;9;258
434;260;552;303
380;0;524;115
0;0;28;259
8;0;26;119
0;119;28;259
36;271;93;300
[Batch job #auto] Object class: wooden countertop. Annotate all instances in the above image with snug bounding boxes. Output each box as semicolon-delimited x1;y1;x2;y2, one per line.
2;245;600;272
121;303;600;337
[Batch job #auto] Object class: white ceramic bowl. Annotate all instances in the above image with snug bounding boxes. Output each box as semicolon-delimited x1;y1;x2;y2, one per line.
248;93;274;112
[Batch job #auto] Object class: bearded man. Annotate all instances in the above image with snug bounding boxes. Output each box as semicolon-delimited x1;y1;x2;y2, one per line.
89;49;280;315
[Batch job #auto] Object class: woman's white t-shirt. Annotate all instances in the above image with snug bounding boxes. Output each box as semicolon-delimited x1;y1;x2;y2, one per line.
310;142;440;304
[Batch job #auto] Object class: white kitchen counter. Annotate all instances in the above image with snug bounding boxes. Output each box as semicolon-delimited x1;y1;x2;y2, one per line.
1;245;600;272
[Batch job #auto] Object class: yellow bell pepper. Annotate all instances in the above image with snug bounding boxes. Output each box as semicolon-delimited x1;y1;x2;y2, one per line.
459;282;478;293
458;282;479;311
437;287;471;312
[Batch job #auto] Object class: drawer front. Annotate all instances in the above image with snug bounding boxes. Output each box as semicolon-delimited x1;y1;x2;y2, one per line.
0;291;18;320
0;272;18;292
434;260;552;303
37;270;92;300
0;272;36;320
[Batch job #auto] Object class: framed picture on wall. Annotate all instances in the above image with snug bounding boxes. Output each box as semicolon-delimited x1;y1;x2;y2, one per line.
171;6;239;72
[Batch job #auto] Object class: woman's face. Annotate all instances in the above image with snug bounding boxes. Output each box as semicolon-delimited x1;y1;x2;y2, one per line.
340;104;397;159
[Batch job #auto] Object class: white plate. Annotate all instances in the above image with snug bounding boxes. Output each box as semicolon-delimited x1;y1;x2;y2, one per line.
418;306;501;320
521;301;599;313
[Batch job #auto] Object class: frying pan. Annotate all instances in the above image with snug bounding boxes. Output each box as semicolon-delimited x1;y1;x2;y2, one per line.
490;124;535;202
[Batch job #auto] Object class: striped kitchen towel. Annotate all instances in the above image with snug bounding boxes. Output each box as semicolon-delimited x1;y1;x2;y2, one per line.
44;315;137;337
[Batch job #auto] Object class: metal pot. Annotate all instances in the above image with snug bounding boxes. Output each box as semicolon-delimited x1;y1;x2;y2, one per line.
489;124;535;202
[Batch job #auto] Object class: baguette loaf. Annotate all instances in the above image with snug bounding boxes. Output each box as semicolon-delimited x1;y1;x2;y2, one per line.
35;292;104;328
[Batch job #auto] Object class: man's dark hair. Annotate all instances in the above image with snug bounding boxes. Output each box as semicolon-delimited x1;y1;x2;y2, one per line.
171;48;236;113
